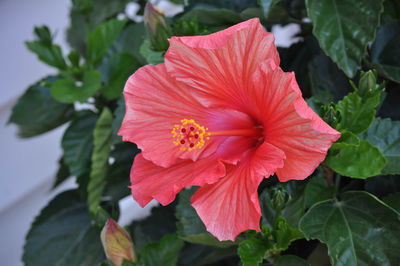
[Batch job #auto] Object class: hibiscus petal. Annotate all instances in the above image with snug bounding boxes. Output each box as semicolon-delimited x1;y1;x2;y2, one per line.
190;142;285;241
118;63;233;167
164;18;279;111
130;154;226;207
251;60;341;182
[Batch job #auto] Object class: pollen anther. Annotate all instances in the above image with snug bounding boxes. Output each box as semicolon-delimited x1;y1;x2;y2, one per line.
172;119;207;151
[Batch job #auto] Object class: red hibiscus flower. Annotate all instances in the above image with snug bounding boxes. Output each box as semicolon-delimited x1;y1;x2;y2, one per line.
119;18;340;241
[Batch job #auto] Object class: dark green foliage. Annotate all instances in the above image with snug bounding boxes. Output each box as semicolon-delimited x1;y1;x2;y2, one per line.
8;76;73;138
23;190;105;266
300;191;400;266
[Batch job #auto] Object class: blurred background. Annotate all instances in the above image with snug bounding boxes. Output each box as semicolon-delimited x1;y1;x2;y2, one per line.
0;1;299;265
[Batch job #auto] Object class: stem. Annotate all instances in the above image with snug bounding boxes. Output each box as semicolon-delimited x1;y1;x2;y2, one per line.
323;164;334;186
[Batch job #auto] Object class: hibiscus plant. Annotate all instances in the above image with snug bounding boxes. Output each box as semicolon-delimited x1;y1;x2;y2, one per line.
10;0;400;265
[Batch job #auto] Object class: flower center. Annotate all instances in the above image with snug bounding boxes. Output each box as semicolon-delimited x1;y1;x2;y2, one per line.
172;118;263;151
172;119;207;151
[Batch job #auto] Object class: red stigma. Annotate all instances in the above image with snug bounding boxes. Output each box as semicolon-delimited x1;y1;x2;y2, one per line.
190;127;195;131
190;143;194;148
181;128;186;133
194;134;199;139
180;140;185;144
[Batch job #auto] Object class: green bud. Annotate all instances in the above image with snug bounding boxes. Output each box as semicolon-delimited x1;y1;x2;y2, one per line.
358;70;377;97
101;219;136;266
320;103;341;128
144;2;171;51
269;187;291;211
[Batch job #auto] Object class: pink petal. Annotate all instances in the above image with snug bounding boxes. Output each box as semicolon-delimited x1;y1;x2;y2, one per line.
191;142;285;241
251;60;341;181
130;154;226;207
164;18;279;111
118;63;236;167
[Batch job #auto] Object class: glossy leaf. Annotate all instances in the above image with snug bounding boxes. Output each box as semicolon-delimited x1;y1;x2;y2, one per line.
175;188;234;248
138;233;184;266
300;191;400;266
8;76;73;138
100;52;140;99
238;237;272;266
359;117;400;175
306;0;384;77
87;19;127;65
62;111;97;177
304;175;336;209
23;190;105;266
370;21;400;83
326;132;386;178
25;41;67;70
383;193;400;213
274;216;304;251
51;70;102;103
88;108;113;214
336;90;382;135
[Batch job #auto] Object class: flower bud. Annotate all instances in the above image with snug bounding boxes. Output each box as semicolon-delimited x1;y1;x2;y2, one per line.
320;103;341;128
144;1;171;51
269;187;291;211
358;70;377;97
100;219;136;266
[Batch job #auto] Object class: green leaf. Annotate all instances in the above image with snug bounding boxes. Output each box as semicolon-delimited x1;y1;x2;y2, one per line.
8;76;73;138
326;132;386;178
370;21;400;83
138;233;184;266
53;157;71;188
304;175;336;208
104;142;140;202
67;0;131;54
300;191;400;266
23;190;105;266
306;0;384;77
258;0;281;17
62;111;97;177
88;108;113;214
25;41;67;70
176;188;234;248
274;216;304;251
238;237;272;266
139;39;164;65
308;53;351;102
51;69;102;103
100;52;140;99
111;23;146;65
275;255;310;266
336;90;382;135
359;117;400;175
383;193;400;213
112;96;125;144
87;19;127;65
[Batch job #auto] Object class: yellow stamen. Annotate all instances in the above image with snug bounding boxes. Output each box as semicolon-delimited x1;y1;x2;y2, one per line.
172;119;206;151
